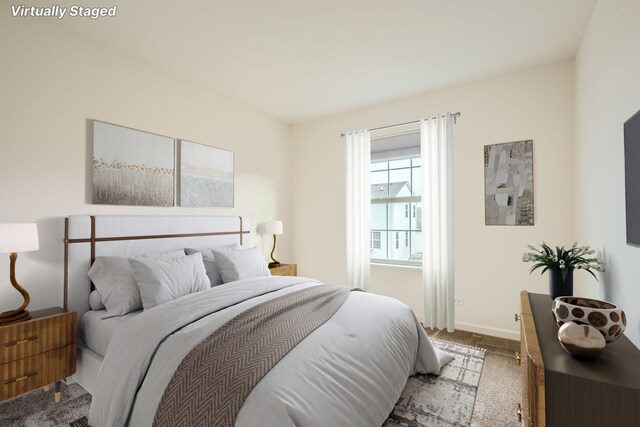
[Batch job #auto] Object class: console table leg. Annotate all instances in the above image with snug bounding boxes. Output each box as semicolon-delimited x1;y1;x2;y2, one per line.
54;381;61;403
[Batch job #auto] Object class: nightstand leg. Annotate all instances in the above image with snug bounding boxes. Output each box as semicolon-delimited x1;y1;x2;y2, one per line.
43;385;50;392
54;381;61;403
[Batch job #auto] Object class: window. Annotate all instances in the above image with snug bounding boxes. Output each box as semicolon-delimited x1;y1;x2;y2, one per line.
370;131;422;266
370;231;381;250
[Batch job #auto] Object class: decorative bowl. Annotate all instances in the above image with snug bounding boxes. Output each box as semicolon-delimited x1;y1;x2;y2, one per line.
552;296;626;343
557;322;606;359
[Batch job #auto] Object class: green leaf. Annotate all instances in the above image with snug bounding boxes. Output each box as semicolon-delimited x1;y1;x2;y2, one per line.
529;264;545;274
585;269;599;281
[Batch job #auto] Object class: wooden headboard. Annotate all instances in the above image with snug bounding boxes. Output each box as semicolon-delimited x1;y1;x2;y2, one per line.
64;215;249;326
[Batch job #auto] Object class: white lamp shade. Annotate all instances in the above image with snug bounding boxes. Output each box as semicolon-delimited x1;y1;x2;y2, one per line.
0;223;39;253
265;220;283;235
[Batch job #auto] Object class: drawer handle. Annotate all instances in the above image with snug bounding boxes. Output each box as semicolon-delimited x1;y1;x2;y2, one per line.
514;313;521;322
4;371;37;385
517;403;523;422
514;351;521;365
3;336;38;347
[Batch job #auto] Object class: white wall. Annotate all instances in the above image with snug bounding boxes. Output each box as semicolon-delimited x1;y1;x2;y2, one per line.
575;0;640;346
0;18;291;313
292;61;576;339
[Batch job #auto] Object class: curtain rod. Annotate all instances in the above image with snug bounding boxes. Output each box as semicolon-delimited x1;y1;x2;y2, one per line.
340;111;461;138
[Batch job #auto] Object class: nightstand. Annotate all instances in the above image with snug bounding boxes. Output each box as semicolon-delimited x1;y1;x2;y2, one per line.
0;307;76;403
269;263;297;276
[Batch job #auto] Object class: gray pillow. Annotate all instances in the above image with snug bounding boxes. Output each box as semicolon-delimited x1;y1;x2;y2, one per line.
88;249;185;318
184;248;224;287
129;252;211;310
89;290;105;310
211;246;271;283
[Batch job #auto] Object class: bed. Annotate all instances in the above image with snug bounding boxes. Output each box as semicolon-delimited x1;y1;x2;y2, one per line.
65;215;452;427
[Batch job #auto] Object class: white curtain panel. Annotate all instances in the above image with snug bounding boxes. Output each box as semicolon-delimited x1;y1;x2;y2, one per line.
345;129;371;290
420;113;455;331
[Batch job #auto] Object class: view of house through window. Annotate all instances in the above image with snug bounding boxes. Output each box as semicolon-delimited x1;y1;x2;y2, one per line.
370;131;422;265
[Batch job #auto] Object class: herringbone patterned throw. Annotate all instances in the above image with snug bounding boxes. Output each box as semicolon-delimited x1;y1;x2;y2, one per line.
152;285;351;427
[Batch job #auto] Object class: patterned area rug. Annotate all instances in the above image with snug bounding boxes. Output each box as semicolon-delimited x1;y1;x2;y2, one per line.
0;383;90;427
385;338;486;426
0;339;484;427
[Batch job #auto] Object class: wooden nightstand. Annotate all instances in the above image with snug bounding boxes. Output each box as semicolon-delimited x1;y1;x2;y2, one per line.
269;263;297;276
0;307;76;403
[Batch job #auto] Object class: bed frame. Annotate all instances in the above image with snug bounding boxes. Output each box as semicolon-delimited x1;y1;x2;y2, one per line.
64;215;250;393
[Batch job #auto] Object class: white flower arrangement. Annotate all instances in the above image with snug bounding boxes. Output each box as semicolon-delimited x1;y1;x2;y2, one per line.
522;241;605;282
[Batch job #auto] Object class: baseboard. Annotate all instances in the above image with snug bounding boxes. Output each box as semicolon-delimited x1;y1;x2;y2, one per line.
455;321;520;341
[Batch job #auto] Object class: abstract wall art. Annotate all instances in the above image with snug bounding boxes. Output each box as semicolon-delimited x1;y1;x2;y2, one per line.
484;140;534;225
178;140;234;207
93;121;175;206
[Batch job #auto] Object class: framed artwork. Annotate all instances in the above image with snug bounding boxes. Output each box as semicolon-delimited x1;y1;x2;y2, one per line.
178;140;234;207
484;140;534;225
92;121;175;206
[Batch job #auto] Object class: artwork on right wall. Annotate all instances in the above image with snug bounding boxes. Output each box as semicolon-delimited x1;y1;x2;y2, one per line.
484;140;534;225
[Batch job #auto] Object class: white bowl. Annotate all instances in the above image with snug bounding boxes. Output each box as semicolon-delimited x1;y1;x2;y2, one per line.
552;296;626;344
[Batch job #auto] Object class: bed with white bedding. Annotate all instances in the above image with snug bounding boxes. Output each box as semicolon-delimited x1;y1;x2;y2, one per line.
65;215;452;427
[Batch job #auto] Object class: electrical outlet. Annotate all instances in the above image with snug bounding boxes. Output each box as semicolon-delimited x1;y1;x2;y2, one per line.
454;297;464;306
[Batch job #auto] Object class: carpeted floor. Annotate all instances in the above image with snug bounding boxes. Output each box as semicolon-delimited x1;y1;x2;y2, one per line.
0;333;520;427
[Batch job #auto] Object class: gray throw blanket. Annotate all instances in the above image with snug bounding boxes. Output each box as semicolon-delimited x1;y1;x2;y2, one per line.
152;285;351;427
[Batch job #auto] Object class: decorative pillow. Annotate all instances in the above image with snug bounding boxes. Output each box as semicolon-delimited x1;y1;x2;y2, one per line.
129;252;211;310
211;246;271;283
87;249;185;318
89;290;106;310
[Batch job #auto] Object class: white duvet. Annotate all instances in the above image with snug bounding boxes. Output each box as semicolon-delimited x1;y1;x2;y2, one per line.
89;276;453;427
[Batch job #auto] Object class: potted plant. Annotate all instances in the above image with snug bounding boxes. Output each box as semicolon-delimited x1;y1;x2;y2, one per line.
522;242;605;299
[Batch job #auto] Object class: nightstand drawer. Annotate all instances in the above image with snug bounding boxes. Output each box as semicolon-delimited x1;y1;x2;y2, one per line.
0;311;76;363
1;344;76;400
269;264;297;276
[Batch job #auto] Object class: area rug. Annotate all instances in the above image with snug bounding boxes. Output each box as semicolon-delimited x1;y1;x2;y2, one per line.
0;382;90;427
384;338;486;427
0;339;484;427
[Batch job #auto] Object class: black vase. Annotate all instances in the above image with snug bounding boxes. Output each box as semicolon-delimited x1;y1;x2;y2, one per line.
549;269;573;300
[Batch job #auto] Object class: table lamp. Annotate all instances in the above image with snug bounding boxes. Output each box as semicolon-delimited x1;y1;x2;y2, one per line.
265;220;283;267
0;223;39;325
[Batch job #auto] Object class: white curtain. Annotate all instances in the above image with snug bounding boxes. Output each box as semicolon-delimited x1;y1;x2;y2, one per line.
345;129;371;290
421;113;455;331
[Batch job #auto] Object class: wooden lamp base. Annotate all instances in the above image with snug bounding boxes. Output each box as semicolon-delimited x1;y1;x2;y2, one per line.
269;234;280;267
0;252;31;326
0;309;31;325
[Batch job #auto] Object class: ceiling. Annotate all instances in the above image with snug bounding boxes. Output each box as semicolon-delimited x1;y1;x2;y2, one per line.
55;0;596;123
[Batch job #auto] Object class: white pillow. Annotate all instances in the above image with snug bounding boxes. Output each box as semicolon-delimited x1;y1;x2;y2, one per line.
89;290;105;310
211;246;271;283
88;249;185;318
129;252;211;310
